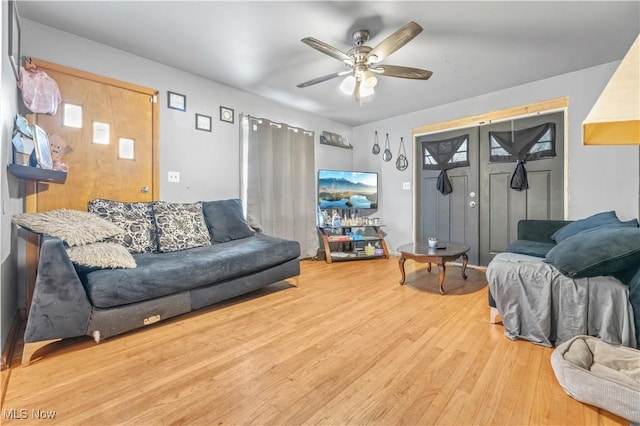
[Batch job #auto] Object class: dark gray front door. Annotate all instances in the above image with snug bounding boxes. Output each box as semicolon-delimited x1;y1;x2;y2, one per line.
416;128;480;265
478;111;565;265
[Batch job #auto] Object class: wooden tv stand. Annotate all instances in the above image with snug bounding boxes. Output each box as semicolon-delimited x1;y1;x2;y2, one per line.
317;225;390;264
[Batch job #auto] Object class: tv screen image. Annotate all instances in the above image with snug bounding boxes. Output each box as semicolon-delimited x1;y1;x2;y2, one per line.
317;169;378;210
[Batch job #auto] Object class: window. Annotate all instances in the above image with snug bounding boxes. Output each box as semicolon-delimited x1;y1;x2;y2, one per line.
420;134;470;170
489;122;556;163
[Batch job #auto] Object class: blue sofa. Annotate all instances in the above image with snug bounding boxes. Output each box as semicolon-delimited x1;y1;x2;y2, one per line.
20;199;300;365
487;212;640;348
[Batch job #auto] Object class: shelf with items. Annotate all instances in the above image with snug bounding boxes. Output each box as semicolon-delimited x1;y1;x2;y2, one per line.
7;164;67;184
317;224;390;264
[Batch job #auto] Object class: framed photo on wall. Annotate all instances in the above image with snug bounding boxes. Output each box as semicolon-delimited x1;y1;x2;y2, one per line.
167;91;186;111
195;113;212;132
8;0;21;80
220;106;234;124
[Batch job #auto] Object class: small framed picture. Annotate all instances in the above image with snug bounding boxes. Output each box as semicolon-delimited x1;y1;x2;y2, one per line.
195;113;212;132
31;124;53;170
220;106;234;124
167;91;186;111
8;0;21;80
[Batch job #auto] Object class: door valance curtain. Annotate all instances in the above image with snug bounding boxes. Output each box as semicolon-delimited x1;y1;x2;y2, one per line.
488;122;556;191
420;134;470;195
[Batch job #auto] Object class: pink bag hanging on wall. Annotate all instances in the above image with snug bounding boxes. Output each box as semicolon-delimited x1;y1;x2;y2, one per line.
18;65;62;115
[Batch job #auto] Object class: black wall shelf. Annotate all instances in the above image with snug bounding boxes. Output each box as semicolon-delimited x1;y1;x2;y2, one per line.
7;164;67;184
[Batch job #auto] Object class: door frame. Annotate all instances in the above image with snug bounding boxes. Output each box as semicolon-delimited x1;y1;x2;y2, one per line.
412;97;569;266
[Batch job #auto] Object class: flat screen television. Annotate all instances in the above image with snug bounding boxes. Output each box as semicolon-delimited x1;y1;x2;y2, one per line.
317;169;378;210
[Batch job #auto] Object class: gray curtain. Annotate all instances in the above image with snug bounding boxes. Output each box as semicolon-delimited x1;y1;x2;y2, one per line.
241;115;316;257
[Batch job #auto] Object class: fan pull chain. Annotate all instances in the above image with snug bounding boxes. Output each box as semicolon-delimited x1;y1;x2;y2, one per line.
372;131;380;155
382;133;392;162
396;137;408;171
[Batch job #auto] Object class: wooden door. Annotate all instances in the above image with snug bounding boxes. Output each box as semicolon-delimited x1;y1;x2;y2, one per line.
24;59;158;314
415;128;480;265
478;111;565;265
28;60;159;212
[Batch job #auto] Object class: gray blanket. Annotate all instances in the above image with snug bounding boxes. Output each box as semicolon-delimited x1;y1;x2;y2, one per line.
487;252;637;348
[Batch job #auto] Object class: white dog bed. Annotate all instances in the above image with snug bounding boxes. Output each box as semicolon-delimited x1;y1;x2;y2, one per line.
551;335;640;423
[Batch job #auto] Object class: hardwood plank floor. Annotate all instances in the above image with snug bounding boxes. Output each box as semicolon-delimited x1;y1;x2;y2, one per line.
1;257;626;425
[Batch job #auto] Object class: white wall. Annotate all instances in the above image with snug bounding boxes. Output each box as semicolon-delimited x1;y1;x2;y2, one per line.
352;61;639;254
1;1;27;356
20;19;354;203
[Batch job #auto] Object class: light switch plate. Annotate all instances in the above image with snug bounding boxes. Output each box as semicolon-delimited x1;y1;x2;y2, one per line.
168;171;180;183
402;182;411;190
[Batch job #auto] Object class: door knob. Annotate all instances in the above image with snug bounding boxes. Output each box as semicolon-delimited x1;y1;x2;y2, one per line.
141;186;149;193
469;201;477;208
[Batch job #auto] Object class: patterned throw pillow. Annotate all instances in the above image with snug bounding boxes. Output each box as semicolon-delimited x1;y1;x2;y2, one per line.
152;201;211;253
88;199;157;253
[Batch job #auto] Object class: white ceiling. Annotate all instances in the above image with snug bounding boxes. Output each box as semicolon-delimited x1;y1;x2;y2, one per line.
16;1;640;127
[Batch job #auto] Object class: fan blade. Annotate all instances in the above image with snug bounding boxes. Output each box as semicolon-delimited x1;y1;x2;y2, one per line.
374;65;433;80
367;22;423;64
297;69;353;88
301;37;353;65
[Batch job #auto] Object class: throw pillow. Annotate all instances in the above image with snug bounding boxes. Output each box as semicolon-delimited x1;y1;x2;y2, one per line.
545;227;640;278
67;242;137;269
201;199;255;243
153;201;211;253
88;199;157;253
12;209;123;247
551;211;621;243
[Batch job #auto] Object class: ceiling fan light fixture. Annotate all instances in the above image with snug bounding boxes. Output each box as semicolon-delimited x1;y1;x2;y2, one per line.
298;21;431;101
359;84;375;98
362;70;378;89
340;75;356;95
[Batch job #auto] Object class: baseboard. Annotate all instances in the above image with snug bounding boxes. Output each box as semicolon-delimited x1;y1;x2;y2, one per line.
1;311;22;371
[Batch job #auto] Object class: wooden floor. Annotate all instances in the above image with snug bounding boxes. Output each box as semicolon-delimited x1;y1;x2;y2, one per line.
1;257;626;425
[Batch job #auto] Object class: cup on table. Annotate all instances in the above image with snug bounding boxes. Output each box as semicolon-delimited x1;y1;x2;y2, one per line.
428;237;438;248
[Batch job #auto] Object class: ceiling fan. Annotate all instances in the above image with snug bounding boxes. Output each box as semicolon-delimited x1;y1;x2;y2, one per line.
297;21;433;102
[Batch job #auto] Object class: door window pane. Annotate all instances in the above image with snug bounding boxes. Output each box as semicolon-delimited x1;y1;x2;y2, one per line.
488;122;556;162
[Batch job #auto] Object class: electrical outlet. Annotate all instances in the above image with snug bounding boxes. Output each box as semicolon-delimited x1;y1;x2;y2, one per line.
402;182;411;190
168;171;180;183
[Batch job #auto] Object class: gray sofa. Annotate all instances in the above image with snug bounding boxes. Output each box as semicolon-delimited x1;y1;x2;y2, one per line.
487;212;640;348
20;199;300;365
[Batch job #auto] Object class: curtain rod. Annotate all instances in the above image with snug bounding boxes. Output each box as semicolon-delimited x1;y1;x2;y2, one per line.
240;113;314;136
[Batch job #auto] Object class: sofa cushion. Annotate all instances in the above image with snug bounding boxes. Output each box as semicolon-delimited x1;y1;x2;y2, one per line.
81;234;300;308
505;239;556;258
152;201;211;253
551;211;623;243
12;209;123;247
67;242;136;269
201;199;255;243
545;227;640;278
88;199;157;254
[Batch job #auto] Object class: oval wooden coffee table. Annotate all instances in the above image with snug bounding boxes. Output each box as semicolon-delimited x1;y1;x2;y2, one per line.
397;241;470;295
